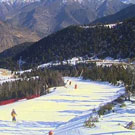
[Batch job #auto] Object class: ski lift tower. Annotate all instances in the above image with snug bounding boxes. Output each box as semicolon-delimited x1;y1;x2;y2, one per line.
18;56;25;71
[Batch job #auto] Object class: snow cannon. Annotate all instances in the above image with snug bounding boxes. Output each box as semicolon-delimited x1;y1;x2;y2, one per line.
74;84;77;89
49;130;54;135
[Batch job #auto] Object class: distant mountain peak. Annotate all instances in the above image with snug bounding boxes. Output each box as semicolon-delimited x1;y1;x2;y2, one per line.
62;0;105;4
0;0;40;5
121;0;135;4
0;0;133;5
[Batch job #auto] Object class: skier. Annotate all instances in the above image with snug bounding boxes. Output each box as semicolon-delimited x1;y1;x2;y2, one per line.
127;90;132;101
69;81;72;85
49;130;54;135
125;90;132;101
74;84;77;89
11;109;17;122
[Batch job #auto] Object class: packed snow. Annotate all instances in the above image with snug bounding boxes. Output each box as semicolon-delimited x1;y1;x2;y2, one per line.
55;98;135;135
0;77;125;135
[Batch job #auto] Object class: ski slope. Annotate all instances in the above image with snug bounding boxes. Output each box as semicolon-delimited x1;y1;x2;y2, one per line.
55;99;135;135
0;77;125;135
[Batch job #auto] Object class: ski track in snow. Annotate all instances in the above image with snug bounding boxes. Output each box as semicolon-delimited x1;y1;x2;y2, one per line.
0;77;125;135
56;101;135;135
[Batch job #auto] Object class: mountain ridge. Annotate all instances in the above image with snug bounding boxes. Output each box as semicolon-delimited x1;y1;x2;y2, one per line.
0;0;40;4
0;0;131;52
93;4;135;24
0;20;40;52
1;17;133;69
0;0;134;5
5;0;128;37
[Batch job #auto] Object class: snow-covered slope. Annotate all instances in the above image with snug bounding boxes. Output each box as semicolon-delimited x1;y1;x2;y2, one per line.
0;69;13;80
55;98;135;135
0;77;125;135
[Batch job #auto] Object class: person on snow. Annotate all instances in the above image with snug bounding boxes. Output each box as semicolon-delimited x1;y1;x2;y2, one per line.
74;84;77;89
69;81;72;85
49;130;54;135
11;109;17;122
127;90;132;101
125;90;132;101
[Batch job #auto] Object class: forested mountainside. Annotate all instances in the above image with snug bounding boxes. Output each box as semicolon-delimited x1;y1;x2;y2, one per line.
0;17;134;70
0;42;33;58
0;0;129;52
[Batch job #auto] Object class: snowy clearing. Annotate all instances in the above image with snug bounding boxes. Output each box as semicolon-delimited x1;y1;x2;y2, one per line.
0;69;13;80
0;77;125;135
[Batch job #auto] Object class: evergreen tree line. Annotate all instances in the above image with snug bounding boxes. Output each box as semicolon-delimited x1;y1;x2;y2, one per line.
50;63;135;94
0;63;135;101
82;64;132;88
0;69;64;101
